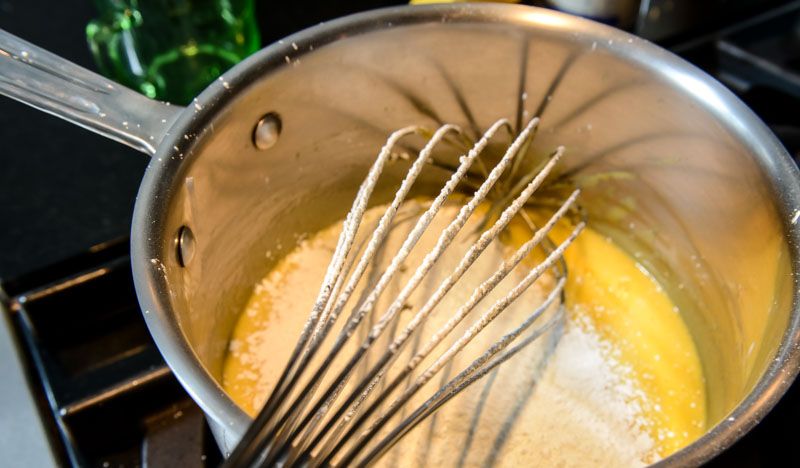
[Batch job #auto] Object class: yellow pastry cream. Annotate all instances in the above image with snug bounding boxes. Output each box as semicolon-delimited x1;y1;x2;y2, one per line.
222;199;706;466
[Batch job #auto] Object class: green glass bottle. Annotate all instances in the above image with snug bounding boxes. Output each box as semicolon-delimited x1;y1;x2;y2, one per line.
86;0;260;104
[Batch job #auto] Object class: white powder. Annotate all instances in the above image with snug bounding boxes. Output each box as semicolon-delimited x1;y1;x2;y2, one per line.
223;200;657;466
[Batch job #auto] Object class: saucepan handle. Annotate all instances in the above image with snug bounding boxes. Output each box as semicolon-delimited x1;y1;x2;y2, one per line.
0;29;182;156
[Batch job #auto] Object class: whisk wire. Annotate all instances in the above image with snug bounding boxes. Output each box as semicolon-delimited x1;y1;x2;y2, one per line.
225;125;426;466
289;152;572;465
227;114;582;468
267;117;541;461
256;121;522;466
260;119;531;465
352;285;566;468
258;124;464;459
319;211;584;467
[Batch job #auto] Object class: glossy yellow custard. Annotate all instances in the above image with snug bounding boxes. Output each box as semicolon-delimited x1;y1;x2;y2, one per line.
518;220;707;457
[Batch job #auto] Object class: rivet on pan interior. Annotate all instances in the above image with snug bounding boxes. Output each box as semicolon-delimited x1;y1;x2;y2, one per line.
253;112;282;150
176;225;196;267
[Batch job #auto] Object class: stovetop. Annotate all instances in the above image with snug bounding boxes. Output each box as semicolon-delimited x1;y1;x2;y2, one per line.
3;239;222;467
1;1;800;467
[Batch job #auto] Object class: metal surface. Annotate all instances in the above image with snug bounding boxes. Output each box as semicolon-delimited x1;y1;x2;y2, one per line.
176;226;196;268
253;113;282;150
1;3;800;466
0;29;181;154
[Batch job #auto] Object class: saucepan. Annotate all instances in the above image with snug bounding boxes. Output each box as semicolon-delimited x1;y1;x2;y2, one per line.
1;4;799;465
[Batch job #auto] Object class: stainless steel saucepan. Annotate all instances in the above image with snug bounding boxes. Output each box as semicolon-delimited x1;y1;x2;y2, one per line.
2;4;799;466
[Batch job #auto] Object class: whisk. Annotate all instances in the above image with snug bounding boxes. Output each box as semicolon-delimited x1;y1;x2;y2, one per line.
224;115;585;468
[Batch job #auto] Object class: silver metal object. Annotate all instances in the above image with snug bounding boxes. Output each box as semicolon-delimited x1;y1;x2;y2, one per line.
1;4;800;466
176;225;196;267
0;29;178;154
253;113;282;150
226;116;584;467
